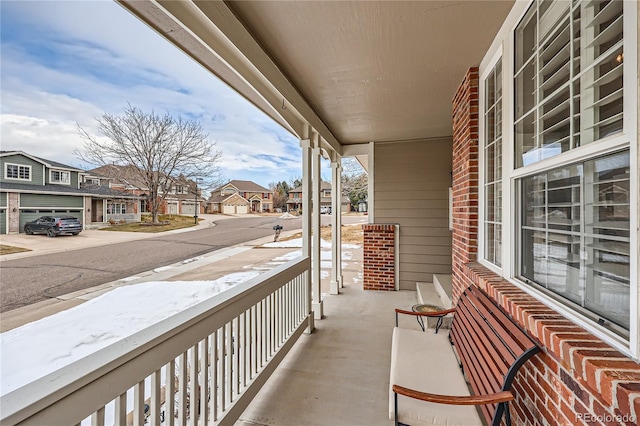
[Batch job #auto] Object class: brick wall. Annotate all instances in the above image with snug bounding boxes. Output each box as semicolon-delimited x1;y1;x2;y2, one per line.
8;192;19;233
362;224;396;291
451;68;640;425
451;67;479;303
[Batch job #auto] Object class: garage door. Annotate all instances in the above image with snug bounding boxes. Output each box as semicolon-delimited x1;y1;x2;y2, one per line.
236;205;248;214
223;205;235;214
19;209;84;233
181;202;196;216
19;211;43;233
64;210;84;223
167;203;178;215
0;209;5;234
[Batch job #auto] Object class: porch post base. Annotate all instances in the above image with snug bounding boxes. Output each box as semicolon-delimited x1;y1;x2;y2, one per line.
312;301;324;320
329;279;340;295
307;311;315;334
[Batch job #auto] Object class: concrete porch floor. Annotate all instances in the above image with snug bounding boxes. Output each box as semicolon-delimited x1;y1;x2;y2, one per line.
237;265;418;426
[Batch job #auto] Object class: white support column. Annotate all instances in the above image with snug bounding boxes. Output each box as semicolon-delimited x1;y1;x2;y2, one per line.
330;154;343;294
300;125;314;333
311;132;323;319
367;141;375;223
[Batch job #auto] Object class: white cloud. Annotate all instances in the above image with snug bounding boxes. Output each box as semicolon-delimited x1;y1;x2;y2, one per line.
0;0;303;186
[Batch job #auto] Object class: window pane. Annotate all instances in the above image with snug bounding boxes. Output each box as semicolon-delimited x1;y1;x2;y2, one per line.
515;112;536;167
584;151;630;329
515;6;536;70
518;150;630;334
514;0;624;167
483;59;503;268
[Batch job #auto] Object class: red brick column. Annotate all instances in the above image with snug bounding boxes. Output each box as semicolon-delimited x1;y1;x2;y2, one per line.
362;224;396;291
450;67;640;425
451;67;479;303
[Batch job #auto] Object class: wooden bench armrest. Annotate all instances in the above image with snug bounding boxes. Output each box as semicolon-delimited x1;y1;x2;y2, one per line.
395;308;455;317
393;384;514;406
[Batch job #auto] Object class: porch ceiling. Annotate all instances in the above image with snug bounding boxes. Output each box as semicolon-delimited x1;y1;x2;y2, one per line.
118;0;513;149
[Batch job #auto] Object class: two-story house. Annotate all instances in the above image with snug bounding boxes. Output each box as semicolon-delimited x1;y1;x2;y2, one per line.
0;151;140;233
287;181;350;213
87;165;204;216
168;175;206;216
207;180;273;214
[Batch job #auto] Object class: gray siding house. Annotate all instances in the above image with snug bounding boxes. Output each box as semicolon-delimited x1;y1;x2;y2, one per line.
0;151;140;233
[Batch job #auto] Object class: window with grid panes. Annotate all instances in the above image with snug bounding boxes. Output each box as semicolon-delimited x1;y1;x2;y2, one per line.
519;150;630;335
484;59;503;267
50;170;70;184
514;0;624;168
5;163;31;180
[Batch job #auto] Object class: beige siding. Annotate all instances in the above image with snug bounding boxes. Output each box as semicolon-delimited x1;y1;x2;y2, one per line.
374;138;452;290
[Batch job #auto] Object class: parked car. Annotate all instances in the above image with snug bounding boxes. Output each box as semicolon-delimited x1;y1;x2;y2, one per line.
23;216;83;237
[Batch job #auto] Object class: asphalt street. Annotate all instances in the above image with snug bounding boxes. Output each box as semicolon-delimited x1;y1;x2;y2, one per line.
0;216;302;312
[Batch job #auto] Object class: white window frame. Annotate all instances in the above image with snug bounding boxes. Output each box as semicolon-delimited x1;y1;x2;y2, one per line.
49;169;71;185
478;0;638;359
4;163;31;181
107;203;127;215
479;48;505;274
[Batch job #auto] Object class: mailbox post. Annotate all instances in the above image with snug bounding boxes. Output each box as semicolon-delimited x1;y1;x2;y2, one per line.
273;225;283;242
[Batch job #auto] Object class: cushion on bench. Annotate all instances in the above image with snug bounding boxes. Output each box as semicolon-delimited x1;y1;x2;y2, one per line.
389;327;483;426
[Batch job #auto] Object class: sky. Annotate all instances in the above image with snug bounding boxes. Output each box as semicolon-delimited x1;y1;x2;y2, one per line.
0;0;324;188
0;237;362;424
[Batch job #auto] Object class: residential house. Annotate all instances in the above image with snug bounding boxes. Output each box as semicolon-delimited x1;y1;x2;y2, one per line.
0;151;140;233
287;181;350;213
87;165;205;216
6;1;639;425
207;180;273;214
167;175;206;216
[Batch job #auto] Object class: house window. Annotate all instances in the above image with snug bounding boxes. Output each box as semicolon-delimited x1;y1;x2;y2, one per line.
484;58;503;267
518;150;630;335
475;0;638;353
107;203;127;215
5;163;31;180
515;0;624;168
50;170;71;185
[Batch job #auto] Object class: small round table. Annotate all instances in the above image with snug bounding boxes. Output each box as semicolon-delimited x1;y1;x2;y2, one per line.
411;304;443;332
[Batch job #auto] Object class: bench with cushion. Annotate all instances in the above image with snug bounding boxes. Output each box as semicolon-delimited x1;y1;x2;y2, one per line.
390;285;540;426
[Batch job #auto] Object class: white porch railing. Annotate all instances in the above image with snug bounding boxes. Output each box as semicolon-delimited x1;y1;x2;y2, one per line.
1;257;311;426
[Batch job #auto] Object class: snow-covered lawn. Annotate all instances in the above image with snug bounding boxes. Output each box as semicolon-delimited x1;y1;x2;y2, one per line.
0;239;361;396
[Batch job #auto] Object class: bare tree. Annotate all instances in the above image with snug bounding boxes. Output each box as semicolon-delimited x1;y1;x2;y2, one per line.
341;158;368;209
76;104;223;223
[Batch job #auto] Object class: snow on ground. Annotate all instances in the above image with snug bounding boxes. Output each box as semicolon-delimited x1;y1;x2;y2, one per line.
264;237;360;250
262;237;335;249
278;212;297;219
272;250;303;262
0;271;260;396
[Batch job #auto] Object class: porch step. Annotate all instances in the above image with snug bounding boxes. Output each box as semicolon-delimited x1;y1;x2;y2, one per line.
433;274;453;309
415;274;453;329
